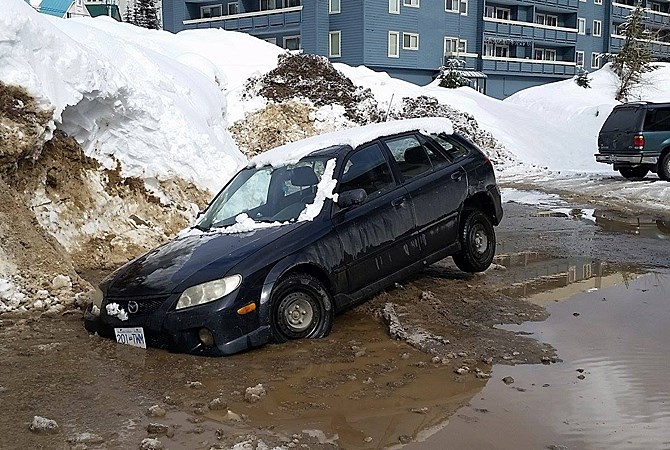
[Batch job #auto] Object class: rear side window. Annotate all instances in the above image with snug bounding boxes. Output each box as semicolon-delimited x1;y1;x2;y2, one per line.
384;135;433;180
602;107;643;131
430;133;470;161
339;143;395;200
644;108;670;132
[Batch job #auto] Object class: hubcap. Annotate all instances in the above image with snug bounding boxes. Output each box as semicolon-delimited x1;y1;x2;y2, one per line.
282;292;314;333
473;226;489;255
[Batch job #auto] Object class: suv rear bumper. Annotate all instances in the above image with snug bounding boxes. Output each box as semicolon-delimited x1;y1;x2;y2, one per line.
595;154;658;165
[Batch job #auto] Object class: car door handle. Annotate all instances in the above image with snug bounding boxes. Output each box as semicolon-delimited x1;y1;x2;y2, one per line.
391;197;406;208
451;170;464;181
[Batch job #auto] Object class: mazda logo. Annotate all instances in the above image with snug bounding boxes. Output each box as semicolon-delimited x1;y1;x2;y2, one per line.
127;301;139;314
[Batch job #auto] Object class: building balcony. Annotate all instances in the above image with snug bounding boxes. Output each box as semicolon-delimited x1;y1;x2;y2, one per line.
509;0;579;11
182;5;302;32
612;3;670;29
610;34;670;58
484;17;577;44
482;56;577;76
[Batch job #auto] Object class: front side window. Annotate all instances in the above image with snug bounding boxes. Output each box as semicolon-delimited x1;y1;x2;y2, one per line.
329;31;341;57
388;31;400;57
329;0;340;14
339;144;395;200
384;135;433;180
403;33;419;50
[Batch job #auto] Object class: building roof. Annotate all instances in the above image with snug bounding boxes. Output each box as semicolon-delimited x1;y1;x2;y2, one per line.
38;0;73;17
85;3;121;21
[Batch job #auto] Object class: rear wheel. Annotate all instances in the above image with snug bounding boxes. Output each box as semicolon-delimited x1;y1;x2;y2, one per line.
453;209;496;273
658;153;670;181
270;273;333;343
618;167;649;180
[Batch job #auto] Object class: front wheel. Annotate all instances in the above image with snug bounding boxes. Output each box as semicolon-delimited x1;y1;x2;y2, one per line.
453;209;496;273
618;167;649;180
658;153;670;181
270;273;334;343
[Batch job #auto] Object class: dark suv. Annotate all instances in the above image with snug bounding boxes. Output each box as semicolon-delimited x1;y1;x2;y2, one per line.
596;102;670;180
84;118;503;356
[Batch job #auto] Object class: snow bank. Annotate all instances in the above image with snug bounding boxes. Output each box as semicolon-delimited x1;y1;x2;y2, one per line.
0;0;245;193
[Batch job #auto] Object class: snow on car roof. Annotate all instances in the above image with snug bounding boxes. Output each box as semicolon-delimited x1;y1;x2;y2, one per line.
249;117;454;168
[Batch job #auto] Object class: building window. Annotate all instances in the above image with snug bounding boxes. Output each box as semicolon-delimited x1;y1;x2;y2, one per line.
576;50;585;66
404;0;419;7
536;13;545;25
388;31;400;57
578;18;586;34
651;3;660;11
329;31;341;57
227;2;238;15
389;0;400;14
594;0;602;4
261;0;278;10
445;37;467;54
495;45;509;57
403;33;419;50
329;0;340;14
544;49;556;60
201;4;222;18
591;52;600;69
546;15;558;27
445;0;459;13
593;20;602;36
484;5;494;17
496;7;510;20
284;35;301;50
264;37;277;45
458;39;467;53
460;0;468;15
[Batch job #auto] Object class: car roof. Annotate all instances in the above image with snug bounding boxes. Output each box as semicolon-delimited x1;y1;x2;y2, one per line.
248;117;454;168
616;102;670;109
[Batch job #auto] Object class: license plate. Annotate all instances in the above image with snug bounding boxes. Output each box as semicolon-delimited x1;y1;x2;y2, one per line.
114;327;147;349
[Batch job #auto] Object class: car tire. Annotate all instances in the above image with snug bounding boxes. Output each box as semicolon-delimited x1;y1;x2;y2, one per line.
453;209;496;273
270;273;334;343
658;153;670;181
618;167;649;180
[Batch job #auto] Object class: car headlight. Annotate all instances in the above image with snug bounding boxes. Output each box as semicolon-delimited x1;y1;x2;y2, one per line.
176;275;242;310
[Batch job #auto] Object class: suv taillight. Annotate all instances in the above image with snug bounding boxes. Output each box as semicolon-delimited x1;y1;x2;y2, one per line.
634;135;645;150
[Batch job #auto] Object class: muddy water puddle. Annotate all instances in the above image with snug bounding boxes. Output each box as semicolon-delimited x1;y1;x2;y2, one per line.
406;270;670;450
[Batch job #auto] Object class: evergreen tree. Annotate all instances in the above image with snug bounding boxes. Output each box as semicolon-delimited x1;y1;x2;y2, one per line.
612;4;655;101
438;58;470;89
126;0;160;30
575;66;591;88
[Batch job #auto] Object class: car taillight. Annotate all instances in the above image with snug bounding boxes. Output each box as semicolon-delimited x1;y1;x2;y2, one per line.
634;135;645;150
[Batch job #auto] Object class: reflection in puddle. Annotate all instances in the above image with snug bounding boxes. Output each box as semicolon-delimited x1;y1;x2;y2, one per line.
594;209;670;239
495;252;643;305
406;272;670;450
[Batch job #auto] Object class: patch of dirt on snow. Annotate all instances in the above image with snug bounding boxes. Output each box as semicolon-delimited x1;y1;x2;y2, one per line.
389;96;518;167
230;101;318;158
0;81;53;174
244;53;381;124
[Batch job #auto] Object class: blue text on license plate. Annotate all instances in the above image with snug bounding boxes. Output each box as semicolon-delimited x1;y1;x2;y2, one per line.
114;327;146;349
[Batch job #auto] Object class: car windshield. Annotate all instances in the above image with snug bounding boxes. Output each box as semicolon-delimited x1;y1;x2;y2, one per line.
196;158;329;230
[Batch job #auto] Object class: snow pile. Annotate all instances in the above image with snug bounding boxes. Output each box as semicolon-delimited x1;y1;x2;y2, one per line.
0;278;26;313
0;0;245;193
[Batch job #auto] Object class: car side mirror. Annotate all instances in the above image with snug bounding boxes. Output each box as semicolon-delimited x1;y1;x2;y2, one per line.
337;189;367;209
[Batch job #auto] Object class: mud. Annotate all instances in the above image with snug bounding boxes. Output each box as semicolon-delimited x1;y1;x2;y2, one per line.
1;199;669;449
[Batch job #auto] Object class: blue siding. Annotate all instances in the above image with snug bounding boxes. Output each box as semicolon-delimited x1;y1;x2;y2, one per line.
38;0;73;17
161;0;670;98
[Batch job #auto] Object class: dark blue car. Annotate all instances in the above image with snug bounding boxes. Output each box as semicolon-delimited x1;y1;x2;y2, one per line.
84;118;503;356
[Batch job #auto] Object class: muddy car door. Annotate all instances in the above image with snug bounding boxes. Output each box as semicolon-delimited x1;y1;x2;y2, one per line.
382;133;467;258
332;142;419;299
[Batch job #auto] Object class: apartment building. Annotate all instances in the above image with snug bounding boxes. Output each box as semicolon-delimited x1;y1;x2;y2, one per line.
162;0;670;98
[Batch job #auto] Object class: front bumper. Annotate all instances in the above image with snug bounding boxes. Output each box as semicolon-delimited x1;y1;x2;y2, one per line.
84;294;270;356
595;154;659;165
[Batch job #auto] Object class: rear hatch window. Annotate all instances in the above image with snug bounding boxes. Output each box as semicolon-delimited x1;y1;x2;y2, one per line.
601;106;644;133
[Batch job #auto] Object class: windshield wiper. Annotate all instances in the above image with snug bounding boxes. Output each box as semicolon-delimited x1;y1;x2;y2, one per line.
193;223;209;232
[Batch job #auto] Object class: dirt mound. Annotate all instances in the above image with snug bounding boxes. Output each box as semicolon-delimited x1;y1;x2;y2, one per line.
0;82;53;174
389;96;517;166
244;53;381;124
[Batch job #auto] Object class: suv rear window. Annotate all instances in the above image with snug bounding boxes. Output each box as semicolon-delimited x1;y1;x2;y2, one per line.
602;107;643;132
643;108;670;132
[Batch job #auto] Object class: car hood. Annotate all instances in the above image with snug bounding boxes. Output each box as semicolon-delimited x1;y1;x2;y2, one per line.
105;224;301;298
